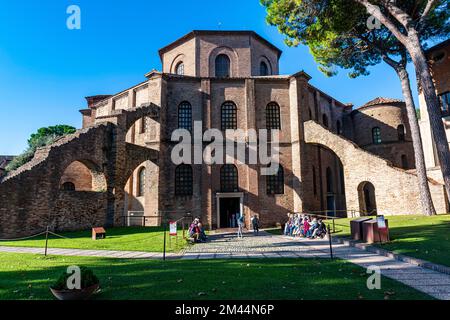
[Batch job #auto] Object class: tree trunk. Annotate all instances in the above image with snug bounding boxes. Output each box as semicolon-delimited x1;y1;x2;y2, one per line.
406;30;450;204
397;67;436;216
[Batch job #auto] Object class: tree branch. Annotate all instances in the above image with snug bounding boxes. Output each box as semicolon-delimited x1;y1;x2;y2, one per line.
354;0;408;45
421;0;438;19
382;0;414;29
419;0;438;26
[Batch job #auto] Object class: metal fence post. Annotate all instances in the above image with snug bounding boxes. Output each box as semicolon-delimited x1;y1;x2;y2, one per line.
163;221;167;261
44;226;49;256
327;224;333;260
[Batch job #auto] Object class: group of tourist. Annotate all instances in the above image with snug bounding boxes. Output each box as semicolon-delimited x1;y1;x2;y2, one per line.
188;217;208;243
284;213;328;239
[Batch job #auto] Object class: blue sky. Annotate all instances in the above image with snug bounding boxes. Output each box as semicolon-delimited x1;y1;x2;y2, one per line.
0;0;420;155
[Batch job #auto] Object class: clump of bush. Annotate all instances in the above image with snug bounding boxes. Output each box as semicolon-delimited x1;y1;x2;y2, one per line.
52;267;99;291
6;125;76;172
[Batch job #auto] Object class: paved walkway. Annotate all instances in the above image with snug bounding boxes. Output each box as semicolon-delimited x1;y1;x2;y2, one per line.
1;231;450;299
184;232;450;300
0;246;183;259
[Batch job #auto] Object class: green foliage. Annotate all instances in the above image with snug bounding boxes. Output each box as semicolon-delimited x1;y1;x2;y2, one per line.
261;0;450;78
28;125;76;148
5;125;76;172
52;267;99;290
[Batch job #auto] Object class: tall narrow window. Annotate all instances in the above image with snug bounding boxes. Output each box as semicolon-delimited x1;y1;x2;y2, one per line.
339;163;345;194
439;92;450;113
260;61;269;76
175;62;184;75
326;167;334;193
267;165;284;195
140;117;146;134
221;101;237;130
397;124;405;141
401;155;408;169
175;164;193;196
137;167;146;197
178;102;192;132
266;102;281;130
322;114;329;128
372;127;382;144
215;54;230;77
220;165;239;192
312;166;317;196
337;120;342;135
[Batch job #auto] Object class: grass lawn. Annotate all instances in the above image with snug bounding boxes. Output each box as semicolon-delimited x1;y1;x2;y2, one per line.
270;214;450;267
0;227;188;253
333;214;450;267
0;252;431;300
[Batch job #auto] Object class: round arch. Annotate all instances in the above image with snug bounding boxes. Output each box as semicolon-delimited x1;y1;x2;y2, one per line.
59;159;107;192
357;181;377;216
124;160;159;226
208;46;239;77
258;56;273;76
170;54;186;74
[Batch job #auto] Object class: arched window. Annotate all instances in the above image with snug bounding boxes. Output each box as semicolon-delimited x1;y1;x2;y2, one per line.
178;101;192;132
267;165;284;195
137;167;146;197
215;54;230;77
266;102;281;130
175;62;184;75
260;61;269;76
397;124;405;141
221;101;237;130
175;165;193;196
326;167;334;193
339;163;345;194
337;120;342;135
322;114;329;128
220;165;239;192
401;155;408;169
372;127;382;144
61;182;75;191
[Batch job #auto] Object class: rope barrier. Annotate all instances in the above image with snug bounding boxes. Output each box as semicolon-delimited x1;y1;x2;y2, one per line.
47;231;70;239
0;223;187;255
0;231;47;242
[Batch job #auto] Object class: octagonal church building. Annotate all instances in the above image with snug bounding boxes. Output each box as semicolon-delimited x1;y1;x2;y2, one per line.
0;31;448;238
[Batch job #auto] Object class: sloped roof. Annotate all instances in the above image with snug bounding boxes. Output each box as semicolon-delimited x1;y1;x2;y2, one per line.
426;39;450;54
158;30;283;59
359;97;404;109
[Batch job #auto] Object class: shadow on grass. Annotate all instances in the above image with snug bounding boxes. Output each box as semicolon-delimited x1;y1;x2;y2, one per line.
0;255;432;300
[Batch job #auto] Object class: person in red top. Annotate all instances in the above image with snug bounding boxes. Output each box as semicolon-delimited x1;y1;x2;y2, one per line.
302;217;311;237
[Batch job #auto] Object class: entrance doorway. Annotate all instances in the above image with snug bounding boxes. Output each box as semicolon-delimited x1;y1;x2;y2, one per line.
358;181;377;215
216;192;244;229
219;198;240;228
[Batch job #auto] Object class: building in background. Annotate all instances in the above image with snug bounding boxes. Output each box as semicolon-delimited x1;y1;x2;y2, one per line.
419;39;450;182
0;31;448;238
